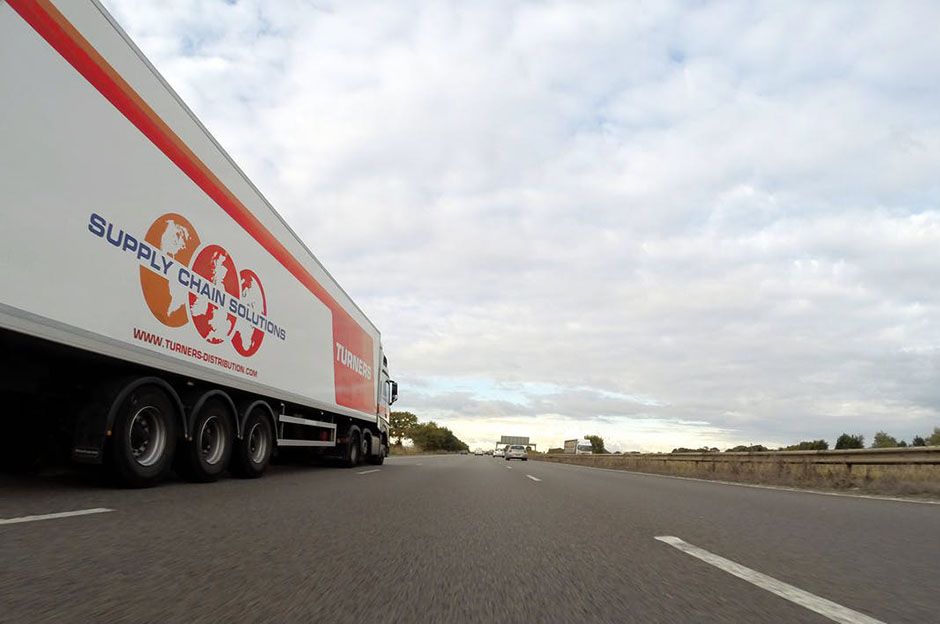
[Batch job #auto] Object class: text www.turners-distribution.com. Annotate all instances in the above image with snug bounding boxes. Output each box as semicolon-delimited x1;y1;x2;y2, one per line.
132;327;258;378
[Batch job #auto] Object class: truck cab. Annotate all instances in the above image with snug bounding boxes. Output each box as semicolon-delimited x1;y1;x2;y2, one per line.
376;354;398;458
576;440;594;454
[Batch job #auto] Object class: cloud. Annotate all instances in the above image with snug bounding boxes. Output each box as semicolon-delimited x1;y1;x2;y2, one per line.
103;0;940;450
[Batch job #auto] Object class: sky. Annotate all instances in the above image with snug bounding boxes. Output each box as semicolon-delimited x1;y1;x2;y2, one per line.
102;0;940;452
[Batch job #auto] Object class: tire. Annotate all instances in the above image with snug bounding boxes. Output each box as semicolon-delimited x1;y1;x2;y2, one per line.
176;399;233;483
342;427;361;468
362;433;373;463
107;384;178;488
523;458;528;461
505;457;509;461
231;408;273;478
368;440;387;465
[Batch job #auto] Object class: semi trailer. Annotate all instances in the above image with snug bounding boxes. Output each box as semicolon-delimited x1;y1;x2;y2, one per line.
564;439;593;454
0;0;397;486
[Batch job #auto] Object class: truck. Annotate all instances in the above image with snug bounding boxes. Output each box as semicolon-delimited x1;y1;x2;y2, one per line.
564;439;594;454
0;0;397;486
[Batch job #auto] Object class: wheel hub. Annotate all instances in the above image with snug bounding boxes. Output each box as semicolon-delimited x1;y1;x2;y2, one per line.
127;406;166;467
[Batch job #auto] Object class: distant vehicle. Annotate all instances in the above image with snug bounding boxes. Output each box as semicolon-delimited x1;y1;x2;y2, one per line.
458;449;469;455
564;439;594;454
494;448;505;458
505;445;528;461
474;449;484;456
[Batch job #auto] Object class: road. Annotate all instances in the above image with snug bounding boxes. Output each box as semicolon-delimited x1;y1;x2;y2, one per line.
1;455;937;623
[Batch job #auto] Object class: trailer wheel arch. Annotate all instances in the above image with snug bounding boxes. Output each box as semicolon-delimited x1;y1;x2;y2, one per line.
106;376;186;437
185;389;238;440
237;400;276;441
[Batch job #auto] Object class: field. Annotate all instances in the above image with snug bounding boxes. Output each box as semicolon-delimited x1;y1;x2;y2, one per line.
534;447;940;498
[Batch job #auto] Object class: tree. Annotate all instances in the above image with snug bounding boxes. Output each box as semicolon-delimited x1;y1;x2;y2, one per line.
912;436;927;447
782;440;828;451
835;433;864;450
897;440;908;447
389;411;418;446
408;421;469;452
585;435;607;454
725;445;769;453
871;431;899;448
928;427;940;446
548;447;563;454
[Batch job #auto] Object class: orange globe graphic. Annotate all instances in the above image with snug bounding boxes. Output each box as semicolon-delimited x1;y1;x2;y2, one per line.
139;213;201;327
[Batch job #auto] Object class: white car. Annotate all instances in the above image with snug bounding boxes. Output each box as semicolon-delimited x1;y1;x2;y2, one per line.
474;449;484;456
505;445;528;461
493;448;505;458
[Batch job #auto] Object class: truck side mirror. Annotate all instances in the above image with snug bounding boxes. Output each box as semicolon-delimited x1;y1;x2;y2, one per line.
390;380;398;404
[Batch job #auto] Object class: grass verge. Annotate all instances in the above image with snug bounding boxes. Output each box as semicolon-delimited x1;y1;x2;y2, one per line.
533;451;940;500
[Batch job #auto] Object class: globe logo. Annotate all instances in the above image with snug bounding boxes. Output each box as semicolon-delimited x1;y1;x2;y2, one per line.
188;244;238;345
233;269;267;357
139;213;268;357
140;213;201;327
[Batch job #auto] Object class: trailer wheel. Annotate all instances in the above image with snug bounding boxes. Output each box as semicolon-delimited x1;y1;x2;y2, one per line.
367;440;386;465
176;399;233;483
107;385;178;488
231;408;273;478
342;427;361;468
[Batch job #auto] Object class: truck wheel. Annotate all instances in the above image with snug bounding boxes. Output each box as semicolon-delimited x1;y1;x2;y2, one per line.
231;408;273;478
176;399;232;483
342;427;361;468
367;440;386;465
107;385;178;488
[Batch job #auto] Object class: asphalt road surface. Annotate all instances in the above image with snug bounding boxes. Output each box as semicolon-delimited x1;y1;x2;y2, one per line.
1;455;937;623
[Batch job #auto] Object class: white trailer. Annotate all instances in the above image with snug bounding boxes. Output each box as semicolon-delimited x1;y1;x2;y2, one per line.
0;0;397;486
564;439;593;454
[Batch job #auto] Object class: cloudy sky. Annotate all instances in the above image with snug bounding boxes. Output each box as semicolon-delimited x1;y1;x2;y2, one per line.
103;0;940;452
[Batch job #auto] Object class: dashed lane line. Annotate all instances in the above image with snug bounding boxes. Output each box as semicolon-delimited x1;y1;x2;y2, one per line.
357;469;381;475
655;536;885;624
526;475;542;482
0;508;113;526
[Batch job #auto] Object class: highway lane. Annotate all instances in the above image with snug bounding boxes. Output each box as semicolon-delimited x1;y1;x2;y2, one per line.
0;455;936;623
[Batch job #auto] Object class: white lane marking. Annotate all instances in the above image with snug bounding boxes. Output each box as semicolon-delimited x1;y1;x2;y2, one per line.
539;462;940;506
505;465;512;469
526;474;541;482
655;536;885;624
0;508;113;526
357;469;381;475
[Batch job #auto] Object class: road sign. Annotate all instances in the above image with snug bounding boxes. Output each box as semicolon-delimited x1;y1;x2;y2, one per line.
499;436;530;445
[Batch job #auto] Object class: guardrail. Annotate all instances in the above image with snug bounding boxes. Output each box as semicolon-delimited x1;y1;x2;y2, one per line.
532;447;940;496
541;446;940;464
